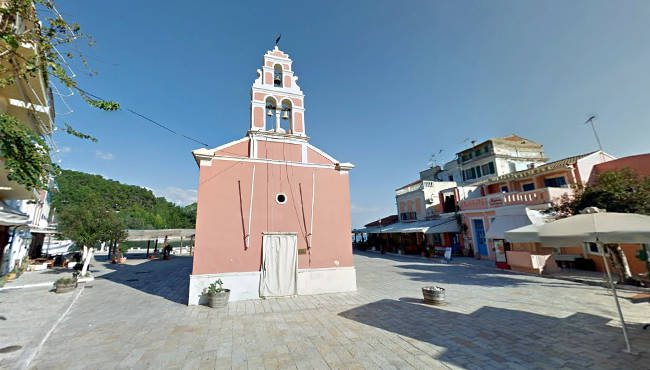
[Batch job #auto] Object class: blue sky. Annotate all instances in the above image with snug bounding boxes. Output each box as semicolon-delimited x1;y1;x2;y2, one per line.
53;1;650;227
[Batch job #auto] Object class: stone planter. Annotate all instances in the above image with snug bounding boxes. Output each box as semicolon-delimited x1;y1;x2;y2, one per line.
55;280;78;294
422;286;445;305
207;290;230;308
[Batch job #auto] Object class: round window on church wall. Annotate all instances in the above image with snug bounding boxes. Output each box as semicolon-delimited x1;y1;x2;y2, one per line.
276;193;287;204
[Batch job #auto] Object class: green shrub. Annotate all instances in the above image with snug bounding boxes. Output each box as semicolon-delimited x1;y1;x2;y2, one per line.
55;277;76;285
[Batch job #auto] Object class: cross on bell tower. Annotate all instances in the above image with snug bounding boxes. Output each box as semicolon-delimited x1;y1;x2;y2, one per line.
250;46;306;136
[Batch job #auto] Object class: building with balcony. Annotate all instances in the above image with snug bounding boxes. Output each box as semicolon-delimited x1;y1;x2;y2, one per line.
456;150;615;265
0;4;57;274
505;152;650;277
440;134;548;185
395;179;456;221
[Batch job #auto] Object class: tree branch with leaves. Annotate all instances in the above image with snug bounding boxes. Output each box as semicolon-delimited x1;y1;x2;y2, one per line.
0;0;118;190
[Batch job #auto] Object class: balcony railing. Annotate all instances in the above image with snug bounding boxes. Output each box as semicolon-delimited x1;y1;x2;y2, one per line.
459;187;573;211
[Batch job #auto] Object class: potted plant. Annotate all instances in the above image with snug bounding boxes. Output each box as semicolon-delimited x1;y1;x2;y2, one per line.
118;244;128;264
163;244;173;260
54;276;78;294
204;279;230;308
422;286;445;305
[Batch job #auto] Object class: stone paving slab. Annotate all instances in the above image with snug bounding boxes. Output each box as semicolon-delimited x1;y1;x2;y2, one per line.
4;251;650;369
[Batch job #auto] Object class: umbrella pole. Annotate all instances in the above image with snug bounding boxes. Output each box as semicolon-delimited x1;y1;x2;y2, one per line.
598;242;632;353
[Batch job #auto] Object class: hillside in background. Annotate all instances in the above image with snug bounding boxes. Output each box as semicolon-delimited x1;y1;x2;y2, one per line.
52;170;196;229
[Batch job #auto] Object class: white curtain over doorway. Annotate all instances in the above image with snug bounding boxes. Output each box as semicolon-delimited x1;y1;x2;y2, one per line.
260;232;298;298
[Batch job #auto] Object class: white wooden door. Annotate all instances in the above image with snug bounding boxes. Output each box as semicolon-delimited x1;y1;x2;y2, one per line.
260;233;298;298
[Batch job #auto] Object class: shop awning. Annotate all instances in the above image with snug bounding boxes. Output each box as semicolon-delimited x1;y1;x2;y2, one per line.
126;229;195;241
486;208;550;240
352;226;381;234
0;201;29;226
485;215;533;240
425;218;460;234
355;218;459;234
376;220;426;233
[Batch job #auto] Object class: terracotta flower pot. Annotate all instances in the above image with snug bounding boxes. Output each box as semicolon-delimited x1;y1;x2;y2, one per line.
118;257;127;264
6;272;16;281
164;255;171;260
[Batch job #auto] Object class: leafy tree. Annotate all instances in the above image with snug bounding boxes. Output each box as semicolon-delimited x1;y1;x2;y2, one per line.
551;168;650;281
57;200;126;252
1;0;119;190
0;113;56;190
52;169;197;230
552;168;650;217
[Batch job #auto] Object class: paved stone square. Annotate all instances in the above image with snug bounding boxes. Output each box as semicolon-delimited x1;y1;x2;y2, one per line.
2;251;650;369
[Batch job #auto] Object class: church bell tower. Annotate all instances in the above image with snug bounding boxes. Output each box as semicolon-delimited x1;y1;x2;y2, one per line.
250;46;306;137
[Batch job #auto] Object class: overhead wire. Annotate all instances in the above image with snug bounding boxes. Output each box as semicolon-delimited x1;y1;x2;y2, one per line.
76;87;212;148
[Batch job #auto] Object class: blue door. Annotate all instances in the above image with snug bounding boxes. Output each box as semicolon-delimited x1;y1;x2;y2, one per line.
472;219;488;256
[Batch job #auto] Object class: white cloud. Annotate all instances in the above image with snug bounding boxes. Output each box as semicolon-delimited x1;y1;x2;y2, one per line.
153;187;197;206
95;150;115;160
60;146;71;153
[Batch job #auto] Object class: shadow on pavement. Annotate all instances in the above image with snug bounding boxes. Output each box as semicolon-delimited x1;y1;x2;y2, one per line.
395;263;576;289
96;254;192;305
338;298;650;369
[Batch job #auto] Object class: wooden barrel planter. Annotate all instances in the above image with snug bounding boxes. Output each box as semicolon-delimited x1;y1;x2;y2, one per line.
207;290;230;308
422;286;445;305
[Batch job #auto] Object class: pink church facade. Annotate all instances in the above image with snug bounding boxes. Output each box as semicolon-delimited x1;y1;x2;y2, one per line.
188;47;357;304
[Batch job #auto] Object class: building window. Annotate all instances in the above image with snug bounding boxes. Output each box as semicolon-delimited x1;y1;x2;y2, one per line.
544;176;567;188
480;162;496;177
500;185;508;193
584;242;610;256
432;233;442;245
463;168;476;180
448;175;453;181
522;183;535;192
475;166;482;178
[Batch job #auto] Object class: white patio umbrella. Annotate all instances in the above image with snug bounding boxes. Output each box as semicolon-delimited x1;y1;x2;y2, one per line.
505;211;650;353
501;223;543;243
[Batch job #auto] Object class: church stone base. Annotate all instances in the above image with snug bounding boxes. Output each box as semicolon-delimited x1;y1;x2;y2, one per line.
188;266;357;305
